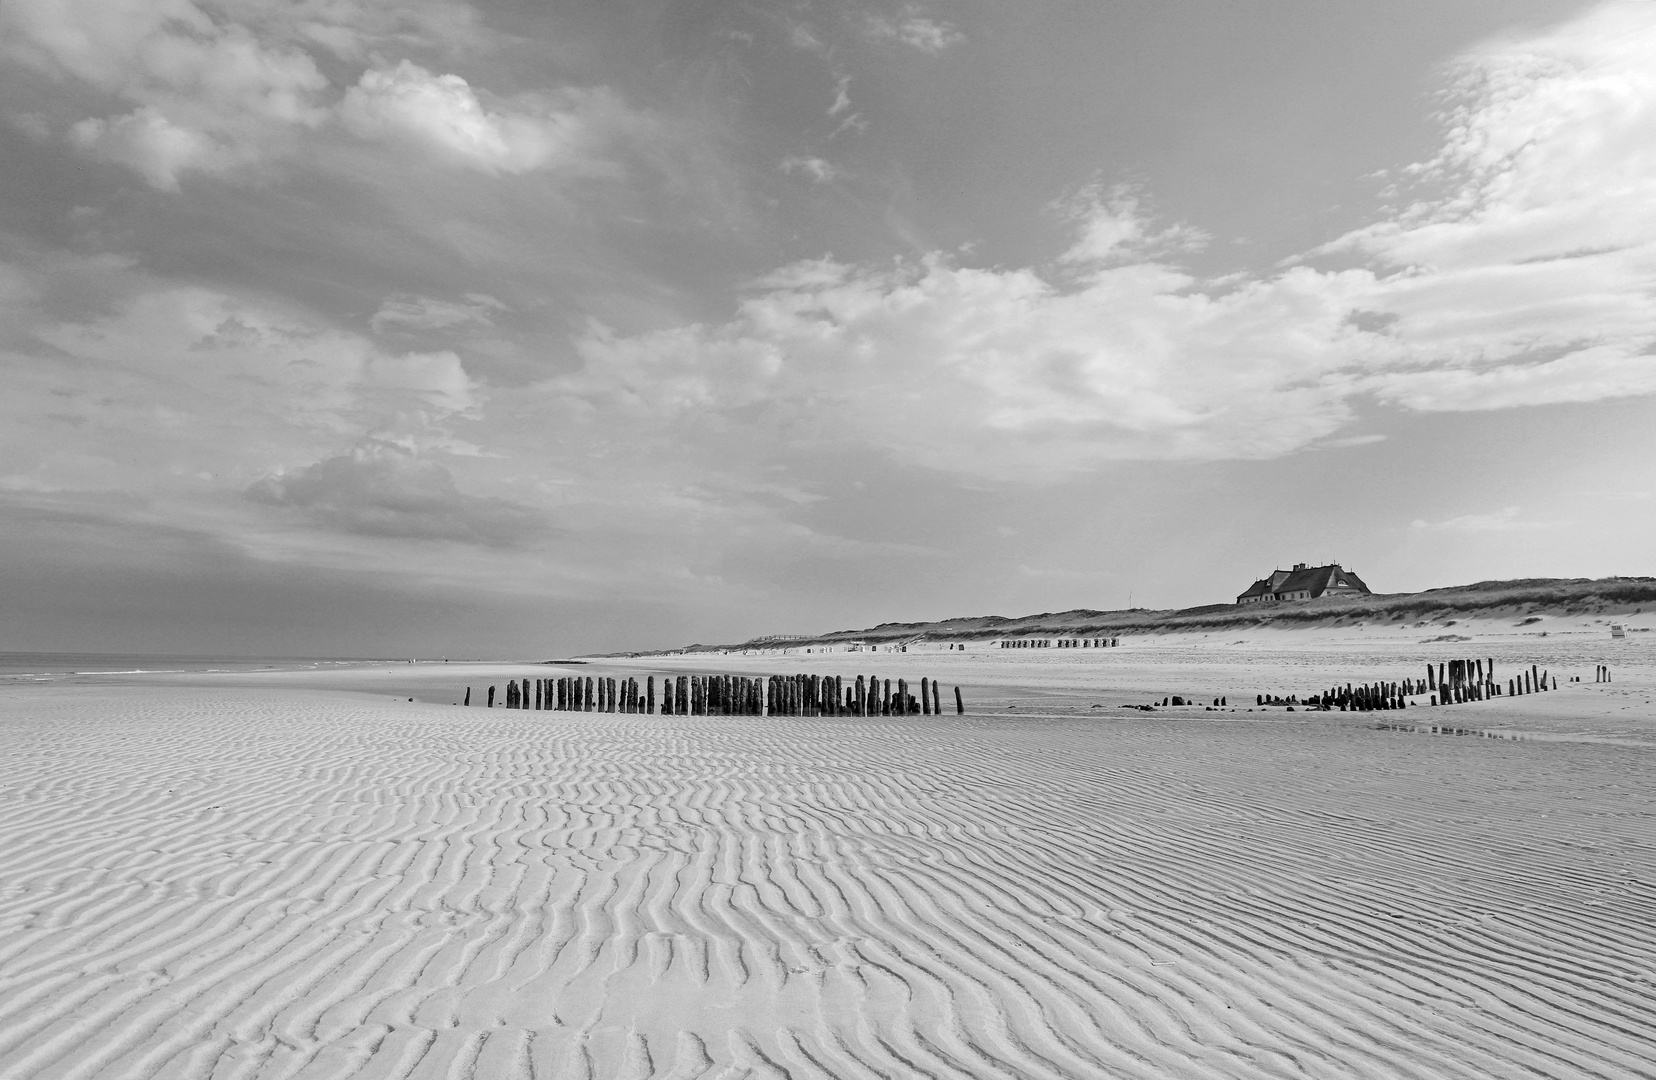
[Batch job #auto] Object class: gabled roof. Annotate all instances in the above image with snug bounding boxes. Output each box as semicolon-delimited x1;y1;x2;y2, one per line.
1333;568;1370;593
1237;563;1373;604
1272;565;1333;596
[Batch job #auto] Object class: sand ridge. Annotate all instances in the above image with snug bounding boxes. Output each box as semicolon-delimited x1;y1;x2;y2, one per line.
0;675;1652;1079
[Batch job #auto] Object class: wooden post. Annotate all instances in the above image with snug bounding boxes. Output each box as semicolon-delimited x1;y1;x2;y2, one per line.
921;677;931;715
955;685;964;714
488;685;495;707
464;686;471;706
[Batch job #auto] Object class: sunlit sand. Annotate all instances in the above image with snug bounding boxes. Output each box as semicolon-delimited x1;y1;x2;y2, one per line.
1;626;1651;1078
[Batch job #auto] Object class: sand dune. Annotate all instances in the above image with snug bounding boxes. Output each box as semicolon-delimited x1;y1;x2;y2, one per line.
1;666;1651;1079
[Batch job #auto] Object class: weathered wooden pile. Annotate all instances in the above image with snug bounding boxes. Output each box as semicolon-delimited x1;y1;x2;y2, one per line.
1425;658;1555;704
1257;657;1564;711
1271;679;1417;712
467;673;965;716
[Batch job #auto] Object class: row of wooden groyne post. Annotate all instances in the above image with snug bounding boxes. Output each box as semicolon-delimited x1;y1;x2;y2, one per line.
467;673;966;716
1426;658;1555;704
1000;637;1119;648
1258;657;1576;712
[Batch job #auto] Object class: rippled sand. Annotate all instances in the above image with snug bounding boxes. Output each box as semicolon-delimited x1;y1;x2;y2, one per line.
1;648;1652;1078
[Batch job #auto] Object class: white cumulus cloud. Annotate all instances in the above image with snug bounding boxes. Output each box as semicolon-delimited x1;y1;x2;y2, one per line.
339;60;607;175
4;0;328;185
563;1;1656;480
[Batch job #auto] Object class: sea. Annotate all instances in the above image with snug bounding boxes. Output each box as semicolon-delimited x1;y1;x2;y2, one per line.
0;652;404;679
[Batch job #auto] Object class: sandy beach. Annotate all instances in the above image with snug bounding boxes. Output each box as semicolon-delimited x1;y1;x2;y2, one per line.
1;631;1652;1078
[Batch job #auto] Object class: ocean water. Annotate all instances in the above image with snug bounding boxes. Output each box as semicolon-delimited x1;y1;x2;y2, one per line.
0;652;398;679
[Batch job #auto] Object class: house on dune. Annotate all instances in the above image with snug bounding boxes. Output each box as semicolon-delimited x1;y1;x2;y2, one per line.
1236;563;1370;605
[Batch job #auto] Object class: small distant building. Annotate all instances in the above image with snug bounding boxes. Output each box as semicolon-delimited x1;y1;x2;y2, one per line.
1237;563;1370;605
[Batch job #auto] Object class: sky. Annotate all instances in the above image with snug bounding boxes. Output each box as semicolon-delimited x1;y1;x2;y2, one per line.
4;0;1656;657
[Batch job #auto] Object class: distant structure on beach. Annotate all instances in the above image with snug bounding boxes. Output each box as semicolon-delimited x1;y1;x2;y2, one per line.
1236;563;1371;605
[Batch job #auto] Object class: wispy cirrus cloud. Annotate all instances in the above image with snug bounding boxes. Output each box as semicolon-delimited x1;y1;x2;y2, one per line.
863;7;964;54
780;155;840;184
1328;0;1656;411
1409;507;1564;533
370;293;507;335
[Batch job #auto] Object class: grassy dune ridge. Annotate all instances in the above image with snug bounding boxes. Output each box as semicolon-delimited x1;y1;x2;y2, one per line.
673;577;1656;653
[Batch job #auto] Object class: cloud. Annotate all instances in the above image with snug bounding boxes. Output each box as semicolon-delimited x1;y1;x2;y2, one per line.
35;287;480;419
4;283;483;507
567;237;1383;480
370;293;507;335
4;0;328;117
1056;184;1211;265
246;444;544;546
561;2;1656;481
3;0;641;186
1410;506;1562;532
1325;0;1656;411
864;8;964;54
780;156;839;184
69;107;226;191
828;74;852;117
338;60;614;175
5;0;328;185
